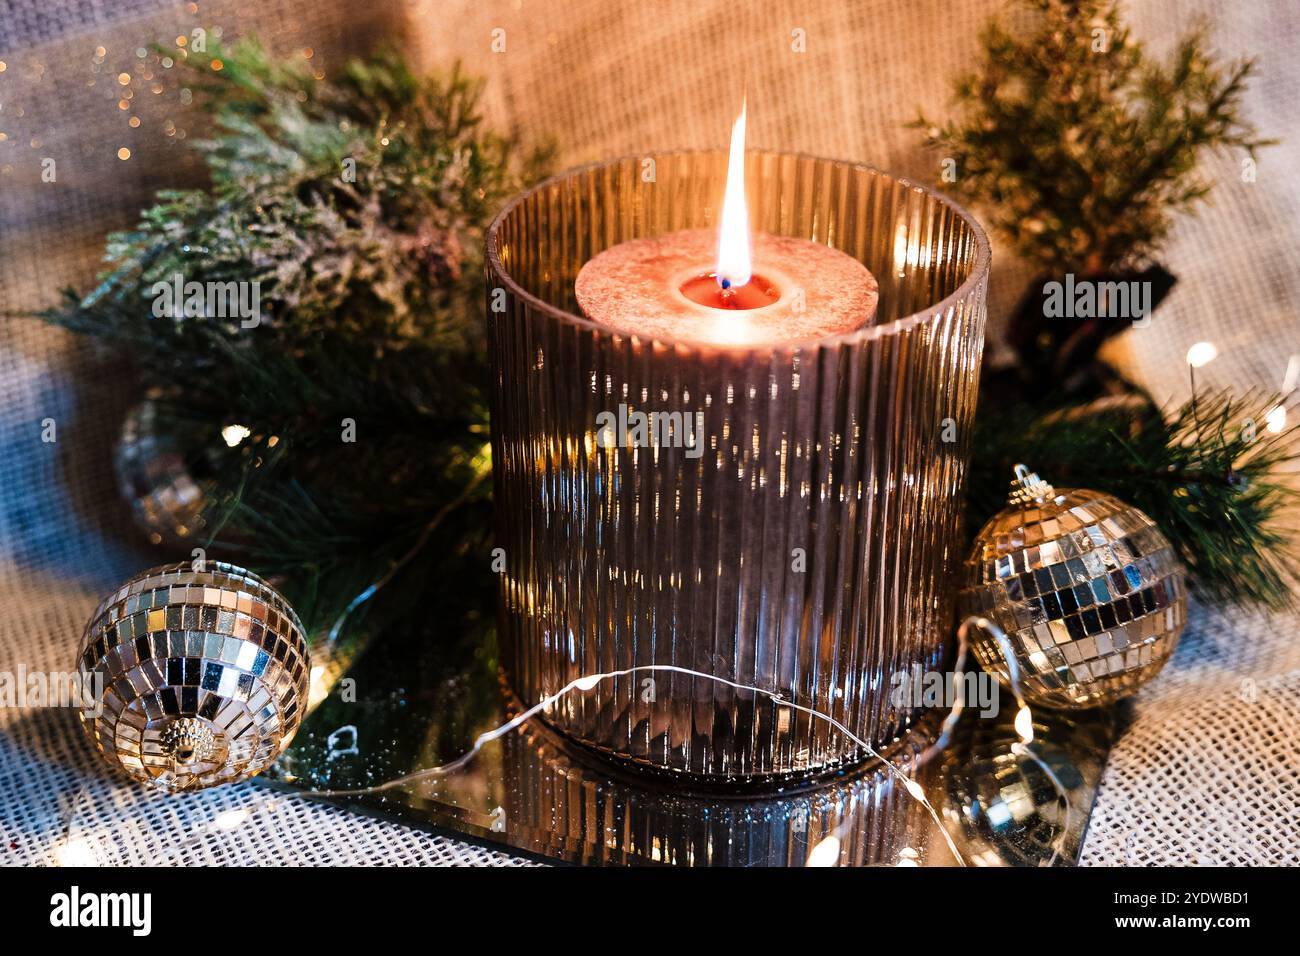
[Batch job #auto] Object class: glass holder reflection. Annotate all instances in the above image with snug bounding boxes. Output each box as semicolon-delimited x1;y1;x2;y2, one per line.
269;611;1115;867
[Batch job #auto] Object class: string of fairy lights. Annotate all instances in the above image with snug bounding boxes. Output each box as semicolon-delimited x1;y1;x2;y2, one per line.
49;336;1295;867
54;612;1079;868
1186;341;1298;434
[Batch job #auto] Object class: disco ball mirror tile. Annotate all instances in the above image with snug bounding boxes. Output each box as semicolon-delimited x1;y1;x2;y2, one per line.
961;489;1186;708
78;563;311;791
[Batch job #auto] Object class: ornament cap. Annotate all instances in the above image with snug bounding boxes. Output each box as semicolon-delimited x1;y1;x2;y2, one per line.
1007;463;1055;507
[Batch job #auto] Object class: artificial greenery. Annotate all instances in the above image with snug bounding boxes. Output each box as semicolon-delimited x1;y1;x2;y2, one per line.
39;37;1294;630
915;0;1271;276
43;39;552;630
914;0;1296;608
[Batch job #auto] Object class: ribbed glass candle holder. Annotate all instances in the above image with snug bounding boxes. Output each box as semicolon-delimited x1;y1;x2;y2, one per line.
486;150;990;780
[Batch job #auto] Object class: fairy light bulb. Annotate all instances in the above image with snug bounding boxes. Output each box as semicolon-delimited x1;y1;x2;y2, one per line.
1014;705;1035;745
1265;404;1286;434
213;808;250;830
806;834;841;867
54;838;97;866
1261;354;1298;436
221;424;251;447
1186;341;1218;368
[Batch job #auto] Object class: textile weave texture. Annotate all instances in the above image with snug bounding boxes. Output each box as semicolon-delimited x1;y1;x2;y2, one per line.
2;0;1297;866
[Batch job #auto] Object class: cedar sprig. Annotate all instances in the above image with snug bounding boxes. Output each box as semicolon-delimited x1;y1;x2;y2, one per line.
40;39;552;631
914;0;1273;275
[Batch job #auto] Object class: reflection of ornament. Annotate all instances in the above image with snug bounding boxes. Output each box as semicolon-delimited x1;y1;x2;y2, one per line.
114;400;210;546
78;563;311;791
945;708;1106;867
960;466;1187;709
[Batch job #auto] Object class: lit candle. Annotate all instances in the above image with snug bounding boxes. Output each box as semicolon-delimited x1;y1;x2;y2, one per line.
575;99;879;346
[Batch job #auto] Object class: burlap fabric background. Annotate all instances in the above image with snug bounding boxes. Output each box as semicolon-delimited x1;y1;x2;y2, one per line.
1;0;1296;865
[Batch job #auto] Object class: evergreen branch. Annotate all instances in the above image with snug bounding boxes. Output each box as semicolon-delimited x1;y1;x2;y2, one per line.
35;39;548;634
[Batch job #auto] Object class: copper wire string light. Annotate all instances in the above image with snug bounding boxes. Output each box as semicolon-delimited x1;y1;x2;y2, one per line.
58;615;1071;867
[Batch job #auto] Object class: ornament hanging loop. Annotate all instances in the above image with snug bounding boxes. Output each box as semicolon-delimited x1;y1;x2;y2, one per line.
1007;463;1055;507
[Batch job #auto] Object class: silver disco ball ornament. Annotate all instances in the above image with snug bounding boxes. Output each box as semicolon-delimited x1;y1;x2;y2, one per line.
78;562;311;791
114;400;213;546
960;465;1187;709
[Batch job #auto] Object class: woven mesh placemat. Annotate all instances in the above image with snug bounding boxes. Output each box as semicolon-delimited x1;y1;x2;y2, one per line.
1079;604;1300;866
4;677;533;866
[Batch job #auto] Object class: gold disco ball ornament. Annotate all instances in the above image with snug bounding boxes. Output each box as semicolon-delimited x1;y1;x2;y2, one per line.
77;562;311;791
960;465;1187;709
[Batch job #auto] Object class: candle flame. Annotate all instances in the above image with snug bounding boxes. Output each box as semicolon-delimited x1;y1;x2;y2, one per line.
716;97;752;290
